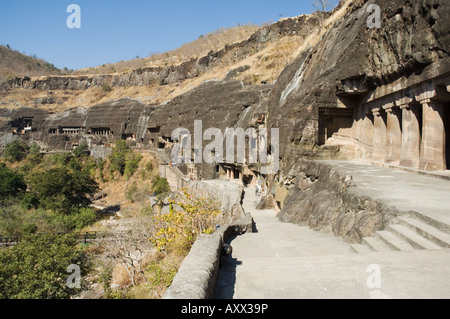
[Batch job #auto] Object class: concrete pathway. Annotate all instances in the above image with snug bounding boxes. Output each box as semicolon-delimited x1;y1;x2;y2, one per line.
214;171;450;299
322;160;450;228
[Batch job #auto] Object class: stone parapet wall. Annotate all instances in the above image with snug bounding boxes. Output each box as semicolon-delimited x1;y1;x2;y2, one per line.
163;180;253;299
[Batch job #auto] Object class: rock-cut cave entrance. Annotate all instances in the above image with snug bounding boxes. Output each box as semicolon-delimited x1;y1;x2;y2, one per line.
318;108;354;146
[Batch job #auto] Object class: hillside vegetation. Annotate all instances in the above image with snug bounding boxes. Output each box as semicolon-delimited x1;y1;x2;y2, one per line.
0;45;65;82
0;140;220;299
0;13;327;111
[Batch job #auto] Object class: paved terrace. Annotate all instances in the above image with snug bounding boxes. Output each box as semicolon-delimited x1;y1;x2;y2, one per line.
214;161;450;299
323;160;450;229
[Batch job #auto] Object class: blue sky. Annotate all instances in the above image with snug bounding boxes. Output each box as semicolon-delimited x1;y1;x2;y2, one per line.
0;0;323;70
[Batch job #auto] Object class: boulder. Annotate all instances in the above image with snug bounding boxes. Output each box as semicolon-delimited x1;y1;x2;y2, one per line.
256;194;277;210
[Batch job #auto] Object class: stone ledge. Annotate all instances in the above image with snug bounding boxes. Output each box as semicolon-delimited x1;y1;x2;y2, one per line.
162;232;222;299
162;218;253;299
162;180;253;299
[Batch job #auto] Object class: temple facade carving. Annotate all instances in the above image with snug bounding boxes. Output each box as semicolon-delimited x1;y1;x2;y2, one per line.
327;72;450;171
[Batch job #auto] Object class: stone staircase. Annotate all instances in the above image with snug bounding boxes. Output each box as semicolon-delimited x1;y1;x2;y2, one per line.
351;214;450;254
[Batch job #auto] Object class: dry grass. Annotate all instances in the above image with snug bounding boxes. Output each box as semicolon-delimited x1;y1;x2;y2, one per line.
84;149;195;299
0;16;320;111
0;45;65;82
235;36;306;84
125;253;186;299
94;152;157;210
291;0;354;58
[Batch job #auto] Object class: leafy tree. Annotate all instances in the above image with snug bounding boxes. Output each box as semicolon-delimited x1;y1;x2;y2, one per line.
3;140;29;163
0;233;87;299
27;166;98;214
68;157;82;172
124;151;143;180
0;164;26;201
152;176;170;196
73;144;90;158
151;189;220;252
108;140;144;178
109;140;130;175
50;152;73;166
22;223;38;234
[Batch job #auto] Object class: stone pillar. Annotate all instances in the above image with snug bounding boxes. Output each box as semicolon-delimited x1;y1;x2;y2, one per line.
399;102;421;168
419;99;446;171
372;107;387;162
384;102;402;164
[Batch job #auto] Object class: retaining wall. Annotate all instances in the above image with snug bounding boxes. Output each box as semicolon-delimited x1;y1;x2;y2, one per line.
162;180;253;299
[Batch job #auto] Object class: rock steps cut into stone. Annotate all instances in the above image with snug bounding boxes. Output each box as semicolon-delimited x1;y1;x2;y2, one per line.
398;216;450;248
353;214;447;254
375;231;414;251
362;237;391;252
388;224;443;250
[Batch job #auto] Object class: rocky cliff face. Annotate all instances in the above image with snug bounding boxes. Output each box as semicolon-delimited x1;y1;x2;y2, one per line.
265;0;450;172
0;80;271;181
0;13;326;93
278;159;400;243
261;0;449;240
0;0;449;242
3;0;447;157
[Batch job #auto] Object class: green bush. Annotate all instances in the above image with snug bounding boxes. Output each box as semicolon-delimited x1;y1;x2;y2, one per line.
125;182;138;202
19;153;43;175
146;162;154;171
50;152;73;166
3;140;29;163
124;152;143;180
53;208;98;231
152;176;170;196
0;164;26;201
73;144;90;158
109;140;130;176
0;203;25;235
139;161;154;180
27;166;98;214
108;140;143;179
22;223;38;234
97;158;106;182
0;233;86;299
29;143;41;155
20;192;40;210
